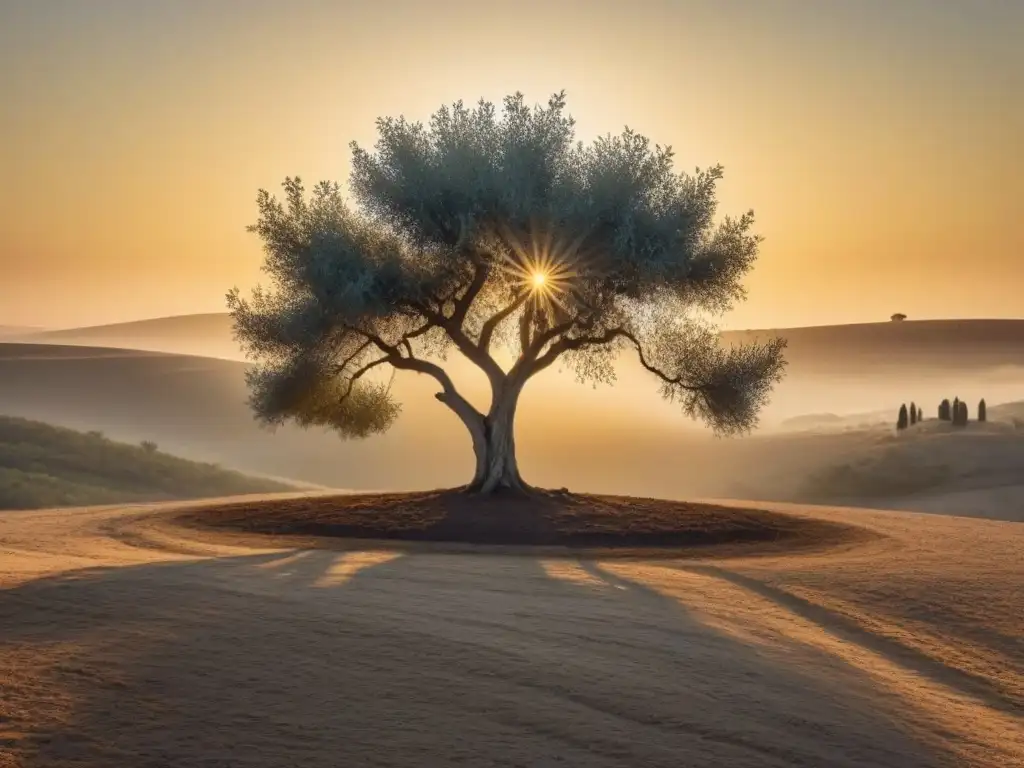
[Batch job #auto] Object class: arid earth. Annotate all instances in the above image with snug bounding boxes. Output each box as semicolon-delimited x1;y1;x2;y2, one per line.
1;495;1021;767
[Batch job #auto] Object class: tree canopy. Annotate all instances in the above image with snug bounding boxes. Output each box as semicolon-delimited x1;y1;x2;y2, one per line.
228;91;787;492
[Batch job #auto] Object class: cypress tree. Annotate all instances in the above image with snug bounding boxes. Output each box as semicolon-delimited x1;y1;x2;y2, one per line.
939;399;951;421
909;401;917;425
978;398;987;423
897;403;909;430
917;405;923;423
952;400;968;427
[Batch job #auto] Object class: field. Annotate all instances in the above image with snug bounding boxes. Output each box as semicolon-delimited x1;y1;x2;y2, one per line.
1;496;1020;767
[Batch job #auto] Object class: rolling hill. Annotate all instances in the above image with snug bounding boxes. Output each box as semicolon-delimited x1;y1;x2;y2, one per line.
21;314;1024;372
12;314;1024;429
1;336;1023;513
19;313;237;359
724;318;1024;371
0;325;46;338
0;414;293;510
0;342;737;495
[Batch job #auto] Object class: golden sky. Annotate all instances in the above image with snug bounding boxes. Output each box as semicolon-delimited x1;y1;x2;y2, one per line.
1;0;1021;330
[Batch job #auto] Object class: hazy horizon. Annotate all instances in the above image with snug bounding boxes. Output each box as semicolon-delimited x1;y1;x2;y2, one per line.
2;0;1022;329
16;311;1024;335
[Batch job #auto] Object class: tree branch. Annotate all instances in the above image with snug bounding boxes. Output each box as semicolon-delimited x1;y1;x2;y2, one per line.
451;259;489;327
343;326;406;362
527;326;702;391
340;324;484;424
408;298;507;385
514;310;598;373
614;329;696;388
404;321;434;341
333;339;373;374
518;302;534;354
527;326;622;376
389;354;485;426
338;356;392;403
478;290;528;352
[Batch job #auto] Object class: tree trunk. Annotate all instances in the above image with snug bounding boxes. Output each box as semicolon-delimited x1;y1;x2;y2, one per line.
465;382;528;495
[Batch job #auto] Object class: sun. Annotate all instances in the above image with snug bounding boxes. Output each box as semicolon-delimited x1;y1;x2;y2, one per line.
490;223;587;315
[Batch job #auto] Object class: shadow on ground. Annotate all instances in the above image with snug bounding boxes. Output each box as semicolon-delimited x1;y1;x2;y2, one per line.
0;549;952;768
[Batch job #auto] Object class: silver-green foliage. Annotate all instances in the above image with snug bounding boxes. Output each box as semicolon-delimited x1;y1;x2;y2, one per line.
228;91;787;441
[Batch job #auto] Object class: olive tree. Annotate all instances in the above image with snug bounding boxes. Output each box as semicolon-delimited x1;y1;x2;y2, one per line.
228;91;786;494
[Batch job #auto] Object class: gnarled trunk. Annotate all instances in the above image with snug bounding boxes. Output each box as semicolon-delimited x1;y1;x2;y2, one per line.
464;381;528;494
438;377;529;495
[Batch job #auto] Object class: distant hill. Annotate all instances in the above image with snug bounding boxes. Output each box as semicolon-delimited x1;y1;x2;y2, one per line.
21;314;1024;373
989;400;1024;423
787;418;1024;521
17;314;1024;425
21;313;238;359
0;342;695;493
0;342;480;490
780;412;845;428
0;414;294;510
0;325;47;338
720;319;1024;372
0;338;1022;513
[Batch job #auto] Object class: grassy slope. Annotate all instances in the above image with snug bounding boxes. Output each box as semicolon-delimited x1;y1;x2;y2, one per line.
0;415;293;510
793;419;1024;501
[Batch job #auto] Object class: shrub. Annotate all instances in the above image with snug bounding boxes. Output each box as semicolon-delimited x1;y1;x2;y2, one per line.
140;440;159;453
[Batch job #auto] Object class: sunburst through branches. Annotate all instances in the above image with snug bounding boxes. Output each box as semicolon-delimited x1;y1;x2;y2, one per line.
494;223;588;320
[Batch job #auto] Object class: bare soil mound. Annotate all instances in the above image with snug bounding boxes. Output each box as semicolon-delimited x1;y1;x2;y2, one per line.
177;489;868;552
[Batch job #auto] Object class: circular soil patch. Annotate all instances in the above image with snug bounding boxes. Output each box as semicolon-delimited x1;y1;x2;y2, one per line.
177;489;867;553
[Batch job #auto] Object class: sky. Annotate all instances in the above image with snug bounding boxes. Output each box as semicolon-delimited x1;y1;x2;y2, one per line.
1;0;1022;331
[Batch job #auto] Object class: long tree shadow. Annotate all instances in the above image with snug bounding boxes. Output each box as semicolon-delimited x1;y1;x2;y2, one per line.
677;563;1022;714
0;547;953;768
578;559;1022;767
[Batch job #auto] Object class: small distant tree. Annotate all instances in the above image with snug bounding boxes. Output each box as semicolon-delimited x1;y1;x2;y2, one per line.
228;92;788;494
938;399;951;421
140;440;159;453
897;403;909;430
951;400;968;427
917;405;923;423
909;401;917;425
978;398;987;422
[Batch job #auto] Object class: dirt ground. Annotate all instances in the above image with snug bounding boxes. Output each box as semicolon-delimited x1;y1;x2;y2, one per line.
1;495;1021;767
176;489;862;550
